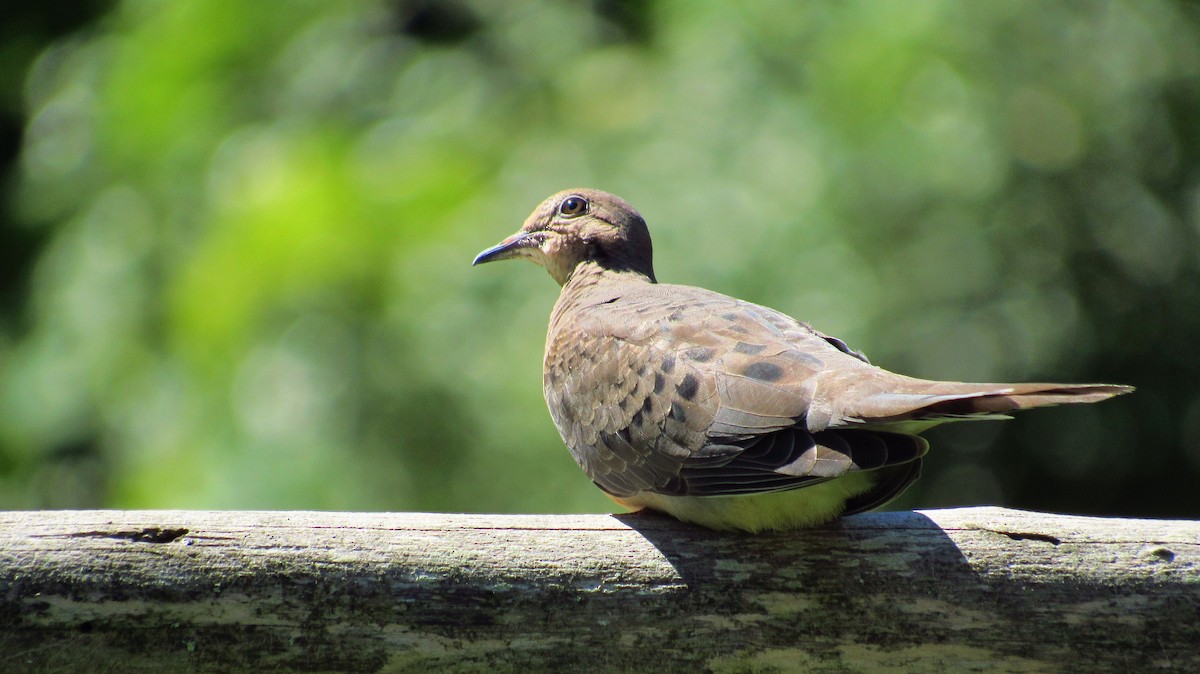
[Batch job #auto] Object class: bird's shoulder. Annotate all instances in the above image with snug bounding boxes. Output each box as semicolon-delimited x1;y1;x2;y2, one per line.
550;280;870;369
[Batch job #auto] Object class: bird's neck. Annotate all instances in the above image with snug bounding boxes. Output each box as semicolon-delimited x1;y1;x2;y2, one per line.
550;261;654;328
560;259;655;292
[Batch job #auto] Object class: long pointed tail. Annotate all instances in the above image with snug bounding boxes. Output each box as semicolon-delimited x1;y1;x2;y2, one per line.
841;380;1133;427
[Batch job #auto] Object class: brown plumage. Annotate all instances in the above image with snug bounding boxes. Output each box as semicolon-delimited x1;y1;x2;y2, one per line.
473;189;1132;532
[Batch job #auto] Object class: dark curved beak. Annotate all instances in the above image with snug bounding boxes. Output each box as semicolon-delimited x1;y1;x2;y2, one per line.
473;232;534;266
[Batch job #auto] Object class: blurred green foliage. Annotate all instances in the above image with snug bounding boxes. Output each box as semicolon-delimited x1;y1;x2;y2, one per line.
1;1;1198;517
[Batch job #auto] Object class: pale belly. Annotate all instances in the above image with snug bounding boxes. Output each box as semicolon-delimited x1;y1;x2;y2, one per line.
611;473;877;532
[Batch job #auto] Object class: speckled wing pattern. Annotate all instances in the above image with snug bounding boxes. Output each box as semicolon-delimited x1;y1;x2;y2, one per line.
543;282;929;514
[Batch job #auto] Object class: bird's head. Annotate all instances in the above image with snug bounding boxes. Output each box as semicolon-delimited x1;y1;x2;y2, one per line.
473;188;656;286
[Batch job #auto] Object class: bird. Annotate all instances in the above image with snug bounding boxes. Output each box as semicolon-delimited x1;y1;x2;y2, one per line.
473;188;1133;532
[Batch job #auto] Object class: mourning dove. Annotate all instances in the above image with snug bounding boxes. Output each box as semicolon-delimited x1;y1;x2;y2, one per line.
473;189;1132;532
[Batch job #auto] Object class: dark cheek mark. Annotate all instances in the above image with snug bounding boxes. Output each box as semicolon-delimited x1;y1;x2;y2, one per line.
743;361;784;382
676;373;699;401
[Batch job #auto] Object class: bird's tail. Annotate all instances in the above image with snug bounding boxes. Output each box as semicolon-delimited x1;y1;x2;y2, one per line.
835;379;1132;432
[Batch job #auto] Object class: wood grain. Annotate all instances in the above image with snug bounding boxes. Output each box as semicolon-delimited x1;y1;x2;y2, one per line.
1;507;1196;672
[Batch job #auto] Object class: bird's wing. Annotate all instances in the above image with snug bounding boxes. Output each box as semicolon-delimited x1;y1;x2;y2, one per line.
544;283;926;499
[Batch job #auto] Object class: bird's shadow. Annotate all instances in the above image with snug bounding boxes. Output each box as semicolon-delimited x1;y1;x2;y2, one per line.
610;508;980;595
597;509;1014;664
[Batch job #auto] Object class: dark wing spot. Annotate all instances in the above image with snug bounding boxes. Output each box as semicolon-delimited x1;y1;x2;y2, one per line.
684;347;715;362
676;374;699;401
642;397;654;413
722;313;739;321
631;410;644;427
618;426;633;443
653;372;666;394
661;355;676;373
743;361;784;382
780;350;824;368
734;342;766;355
669;401;687;423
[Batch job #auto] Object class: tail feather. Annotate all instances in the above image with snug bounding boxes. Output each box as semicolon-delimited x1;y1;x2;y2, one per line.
844;382;1133;428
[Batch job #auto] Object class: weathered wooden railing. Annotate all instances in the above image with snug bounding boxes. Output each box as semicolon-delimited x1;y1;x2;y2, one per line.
2;507;1197;672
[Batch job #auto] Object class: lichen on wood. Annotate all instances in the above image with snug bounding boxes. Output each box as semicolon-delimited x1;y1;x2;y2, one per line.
1;507;1197;673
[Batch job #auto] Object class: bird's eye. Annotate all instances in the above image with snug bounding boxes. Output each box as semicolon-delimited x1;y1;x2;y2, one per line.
558;196;588;217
